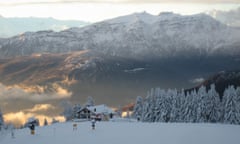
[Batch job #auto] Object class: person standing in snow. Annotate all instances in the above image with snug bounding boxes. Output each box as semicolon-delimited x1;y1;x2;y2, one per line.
29;123;35;135
91;119;96;130
11;128;15;138
73;123;77;131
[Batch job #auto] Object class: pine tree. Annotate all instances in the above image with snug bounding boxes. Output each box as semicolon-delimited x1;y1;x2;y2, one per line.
184;92;195;122
188;90;198;123
133;96;143;119
141;90;155;122
85;96;94;107
178;89;187;122
157;89;172;122
139;86;239;124
169;89;180;122
44;118;48;126
164;89;175;122
180;92;190;122
207;84;221;123
60;100;74;121
153;88;163;122
197;86;208;123
223;86;240;124
72;104;81;119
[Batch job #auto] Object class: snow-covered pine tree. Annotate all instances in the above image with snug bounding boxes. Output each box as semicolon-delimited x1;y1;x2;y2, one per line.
85;96;94;107
223;86;240;124
133;96;143;120
207;84;222;123
169;89;180;122
178;89;187;122
158;89;172;122
164;89;175;122
183;91;195;122
236;87;240;124
236;87;240;109
154;88;164;122
197;86;208;123
188;90;198;123
141;89;155;122
180;91;191;122
60;100;74;121
72;104;81;119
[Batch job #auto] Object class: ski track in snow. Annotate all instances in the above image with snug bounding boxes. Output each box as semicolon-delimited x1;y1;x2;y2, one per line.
1;121;240;144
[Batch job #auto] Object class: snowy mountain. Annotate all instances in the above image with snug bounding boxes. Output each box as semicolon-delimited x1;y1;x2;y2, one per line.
0;16;89;38
0;12;239;59
0;12;240;107
1;121;240;144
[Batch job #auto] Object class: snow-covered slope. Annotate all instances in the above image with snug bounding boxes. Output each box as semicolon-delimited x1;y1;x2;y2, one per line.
0;12;239;59
1;121;240;144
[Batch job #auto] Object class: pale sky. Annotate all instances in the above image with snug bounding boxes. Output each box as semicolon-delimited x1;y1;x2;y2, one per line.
0;0;240;22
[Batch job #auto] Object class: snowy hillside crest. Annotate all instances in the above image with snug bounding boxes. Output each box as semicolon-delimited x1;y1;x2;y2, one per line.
0;12;239;59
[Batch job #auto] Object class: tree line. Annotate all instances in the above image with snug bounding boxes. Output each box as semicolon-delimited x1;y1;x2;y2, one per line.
133;85;240;124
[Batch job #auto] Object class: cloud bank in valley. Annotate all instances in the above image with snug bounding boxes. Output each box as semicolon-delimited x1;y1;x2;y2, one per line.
3;103;65;127
0;83;72;102
0;83;71;127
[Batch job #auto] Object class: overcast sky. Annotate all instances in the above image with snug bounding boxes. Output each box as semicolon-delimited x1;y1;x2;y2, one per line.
0;0;239;22
0;0;240;5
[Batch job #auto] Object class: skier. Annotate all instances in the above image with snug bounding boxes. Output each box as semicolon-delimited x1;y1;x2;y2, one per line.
91;119;96;130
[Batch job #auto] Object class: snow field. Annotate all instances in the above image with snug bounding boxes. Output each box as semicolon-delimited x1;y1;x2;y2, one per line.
1;121;240;144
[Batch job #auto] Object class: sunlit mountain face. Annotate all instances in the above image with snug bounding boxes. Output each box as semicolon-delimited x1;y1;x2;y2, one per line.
0;1;240;127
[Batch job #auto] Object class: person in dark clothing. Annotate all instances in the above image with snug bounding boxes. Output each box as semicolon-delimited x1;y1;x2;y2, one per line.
91;119;96;130
28;123;35;135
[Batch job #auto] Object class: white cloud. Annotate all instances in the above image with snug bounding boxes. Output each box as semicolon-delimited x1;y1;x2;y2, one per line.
0;83;72;102
25;104;56;113
190;78;205;84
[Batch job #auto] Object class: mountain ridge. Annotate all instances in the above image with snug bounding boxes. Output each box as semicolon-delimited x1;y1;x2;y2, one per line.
0;12;239;59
